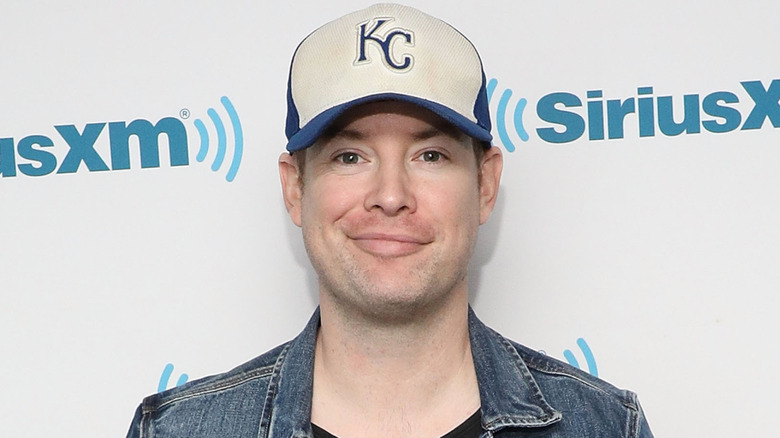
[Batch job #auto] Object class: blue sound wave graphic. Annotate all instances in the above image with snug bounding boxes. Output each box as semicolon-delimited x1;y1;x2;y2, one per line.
486;78;529;152
563;338;598;377
193;96;243;182
158;363;189;392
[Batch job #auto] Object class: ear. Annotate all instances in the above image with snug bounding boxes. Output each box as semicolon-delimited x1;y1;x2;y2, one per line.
478;146;503;225
279;152;303;227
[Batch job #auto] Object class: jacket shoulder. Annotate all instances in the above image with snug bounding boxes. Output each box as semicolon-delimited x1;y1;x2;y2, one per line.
507;339;653;437
510;340;635;403
141;342;289;412
125;342;292;438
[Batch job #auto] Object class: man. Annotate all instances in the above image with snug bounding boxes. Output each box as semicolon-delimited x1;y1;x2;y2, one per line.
127;4;653;437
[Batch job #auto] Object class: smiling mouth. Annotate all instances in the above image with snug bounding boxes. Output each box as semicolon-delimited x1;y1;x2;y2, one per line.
349;233;431;258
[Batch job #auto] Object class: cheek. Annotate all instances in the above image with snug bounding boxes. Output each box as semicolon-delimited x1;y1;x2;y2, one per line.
301;177;361;226
422;178;481;227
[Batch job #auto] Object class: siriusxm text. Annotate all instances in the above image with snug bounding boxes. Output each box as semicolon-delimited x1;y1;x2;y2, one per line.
0;118;188;177
536;79;779;143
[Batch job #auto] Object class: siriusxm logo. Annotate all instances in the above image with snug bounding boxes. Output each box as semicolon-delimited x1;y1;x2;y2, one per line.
487;78;780;150
486;79;529;152
0;96;243;182
537;337;598;377
563;337;598;377
158;363;189;392
193;96;243;182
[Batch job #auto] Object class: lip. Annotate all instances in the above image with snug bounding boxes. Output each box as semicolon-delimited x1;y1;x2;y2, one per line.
349;232;431;258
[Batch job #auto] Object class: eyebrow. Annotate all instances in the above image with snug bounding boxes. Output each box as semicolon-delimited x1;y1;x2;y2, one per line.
328;128;365;141
412;126;459;141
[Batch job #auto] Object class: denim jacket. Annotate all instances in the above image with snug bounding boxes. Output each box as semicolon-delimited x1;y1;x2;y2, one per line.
126;308;653;437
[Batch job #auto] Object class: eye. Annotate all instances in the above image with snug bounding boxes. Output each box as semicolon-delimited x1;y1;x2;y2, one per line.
336;152;361;164
421;150;443;162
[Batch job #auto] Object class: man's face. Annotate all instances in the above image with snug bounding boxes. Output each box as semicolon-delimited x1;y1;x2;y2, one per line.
280;101;502;322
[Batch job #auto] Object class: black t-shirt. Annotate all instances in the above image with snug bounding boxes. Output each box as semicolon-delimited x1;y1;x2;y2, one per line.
311;409;482;438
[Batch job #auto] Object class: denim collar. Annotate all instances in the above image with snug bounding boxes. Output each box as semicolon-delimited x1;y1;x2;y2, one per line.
260;307;561;438
467;307;562;431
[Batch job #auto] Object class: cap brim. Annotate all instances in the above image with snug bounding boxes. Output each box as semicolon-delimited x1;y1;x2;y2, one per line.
285;93;493;152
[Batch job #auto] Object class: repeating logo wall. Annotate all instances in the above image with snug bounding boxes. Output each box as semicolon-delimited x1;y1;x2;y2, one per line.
0;96;243;182
488;78;780;151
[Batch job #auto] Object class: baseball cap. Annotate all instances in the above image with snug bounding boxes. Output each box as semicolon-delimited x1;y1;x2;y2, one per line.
285;3;492;152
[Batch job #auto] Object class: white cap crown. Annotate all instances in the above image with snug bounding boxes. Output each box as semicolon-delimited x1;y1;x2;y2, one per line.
285;3;492;151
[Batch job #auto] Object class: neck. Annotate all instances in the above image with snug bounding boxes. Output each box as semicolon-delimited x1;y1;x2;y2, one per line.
311;291;480;438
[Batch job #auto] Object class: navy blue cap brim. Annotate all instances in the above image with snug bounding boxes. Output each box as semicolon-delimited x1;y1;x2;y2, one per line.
285;93;493;152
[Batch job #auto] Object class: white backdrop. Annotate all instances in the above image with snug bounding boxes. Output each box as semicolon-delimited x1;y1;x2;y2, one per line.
1;1;778;436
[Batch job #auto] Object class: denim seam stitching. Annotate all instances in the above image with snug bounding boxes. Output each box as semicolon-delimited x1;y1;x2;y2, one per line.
627;392;640;438
490;329;562;427
257;342;293;438
147;365;276;411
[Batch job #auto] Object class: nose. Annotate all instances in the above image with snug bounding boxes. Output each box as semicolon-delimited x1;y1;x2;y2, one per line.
364;159;416;216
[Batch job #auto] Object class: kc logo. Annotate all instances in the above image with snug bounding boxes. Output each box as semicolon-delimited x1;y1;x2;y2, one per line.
355;18;414;71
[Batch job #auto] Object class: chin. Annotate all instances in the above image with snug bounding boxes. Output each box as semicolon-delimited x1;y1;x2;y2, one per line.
328;273;468;325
